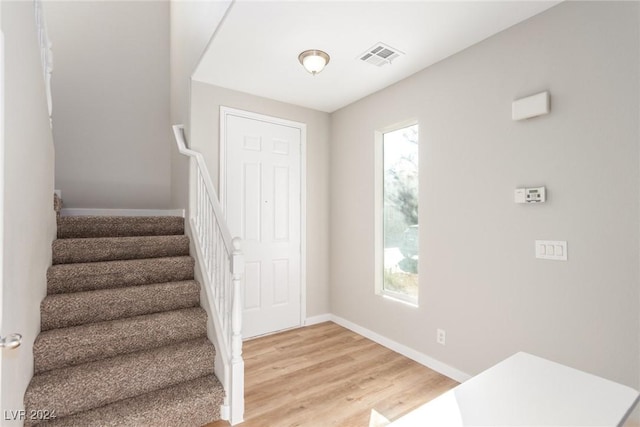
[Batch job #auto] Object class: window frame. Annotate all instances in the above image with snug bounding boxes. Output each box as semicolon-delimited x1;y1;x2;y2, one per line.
374;120;419;307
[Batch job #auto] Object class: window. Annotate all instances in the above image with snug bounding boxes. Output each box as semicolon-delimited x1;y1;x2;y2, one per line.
376;123;419;305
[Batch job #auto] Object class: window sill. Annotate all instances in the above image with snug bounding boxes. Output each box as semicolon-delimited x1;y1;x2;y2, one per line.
378;291;418;308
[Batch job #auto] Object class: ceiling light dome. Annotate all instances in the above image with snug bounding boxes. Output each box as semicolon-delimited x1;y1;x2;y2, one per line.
298;49;330;75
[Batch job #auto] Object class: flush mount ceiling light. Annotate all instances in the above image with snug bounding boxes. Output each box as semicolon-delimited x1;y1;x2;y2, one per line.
298;49;330;75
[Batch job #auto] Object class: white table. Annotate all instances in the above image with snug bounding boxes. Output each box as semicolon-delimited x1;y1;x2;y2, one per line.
390;352;639;426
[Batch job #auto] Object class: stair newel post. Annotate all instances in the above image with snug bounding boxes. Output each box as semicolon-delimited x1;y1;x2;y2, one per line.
230;237;245;424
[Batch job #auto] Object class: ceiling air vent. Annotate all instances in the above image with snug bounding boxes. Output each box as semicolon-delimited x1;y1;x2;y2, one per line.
359;43;404;67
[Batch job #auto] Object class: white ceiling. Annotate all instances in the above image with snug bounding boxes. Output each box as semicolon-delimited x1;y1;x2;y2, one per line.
193;1;561;113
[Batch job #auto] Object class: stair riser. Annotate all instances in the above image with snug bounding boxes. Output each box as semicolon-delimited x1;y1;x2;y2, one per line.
52;236;190;265
41;281;200;331
57;216;184;239
25;339;215;420
47;256;194;294
35;308;208;373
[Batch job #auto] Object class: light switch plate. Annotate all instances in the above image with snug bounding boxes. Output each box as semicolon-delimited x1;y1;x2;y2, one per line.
536;240;567;261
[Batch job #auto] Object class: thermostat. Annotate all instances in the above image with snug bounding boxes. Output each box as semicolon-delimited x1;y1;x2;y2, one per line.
515;187;546;204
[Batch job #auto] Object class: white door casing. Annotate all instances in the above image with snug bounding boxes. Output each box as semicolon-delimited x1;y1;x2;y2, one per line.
220;107;306;339
0;27;5;411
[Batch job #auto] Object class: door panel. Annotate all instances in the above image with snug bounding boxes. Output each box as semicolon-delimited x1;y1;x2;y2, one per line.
242;162;262;241
273;166;289;241
225;113;302;338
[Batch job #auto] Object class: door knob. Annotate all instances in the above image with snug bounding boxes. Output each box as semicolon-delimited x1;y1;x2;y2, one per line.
0;333;22;349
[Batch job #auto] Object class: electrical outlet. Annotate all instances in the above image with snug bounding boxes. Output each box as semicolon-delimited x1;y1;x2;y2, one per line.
437;329;446;346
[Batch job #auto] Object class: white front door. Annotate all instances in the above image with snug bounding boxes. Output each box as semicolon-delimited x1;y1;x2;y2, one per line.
222;108;304;339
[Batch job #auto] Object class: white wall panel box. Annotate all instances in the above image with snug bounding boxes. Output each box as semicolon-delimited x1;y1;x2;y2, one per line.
512;91;550;120
515;187;546;203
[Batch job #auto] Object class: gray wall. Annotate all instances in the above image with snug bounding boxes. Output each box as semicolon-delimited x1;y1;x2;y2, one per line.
330;0;640;391
46;1;171;209
190;82;331;318
169;1;231;126
1;2;56;420
169;0;231;210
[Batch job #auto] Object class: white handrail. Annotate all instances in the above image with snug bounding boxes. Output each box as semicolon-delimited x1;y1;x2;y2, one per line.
34;0;53;127
173;124;244;425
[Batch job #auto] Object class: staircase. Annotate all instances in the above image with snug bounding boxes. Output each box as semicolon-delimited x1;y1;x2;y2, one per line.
24;199;225;426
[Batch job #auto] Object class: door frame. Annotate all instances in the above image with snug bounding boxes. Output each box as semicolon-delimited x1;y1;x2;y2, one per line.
0;25;7;414
219;106;307;331
0;26;5;412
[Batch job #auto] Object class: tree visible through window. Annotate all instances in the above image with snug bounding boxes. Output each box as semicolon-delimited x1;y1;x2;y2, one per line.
383;124;418;303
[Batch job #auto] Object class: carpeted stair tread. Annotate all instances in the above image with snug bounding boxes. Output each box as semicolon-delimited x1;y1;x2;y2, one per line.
35;307;208;373
52;235;190;265
57;216;184;239
28;209;223;425
24;338;216;420
41;281;200;331
36;375;224;427
47;256;194;294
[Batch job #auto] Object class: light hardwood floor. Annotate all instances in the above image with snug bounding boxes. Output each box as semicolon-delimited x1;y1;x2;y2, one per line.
205;321;458;427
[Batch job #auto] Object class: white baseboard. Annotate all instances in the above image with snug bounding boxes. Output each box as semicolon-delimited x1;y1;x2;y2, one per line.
305;314;332;326
219;404;229;422
61;208;185;217
330;314;471;384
